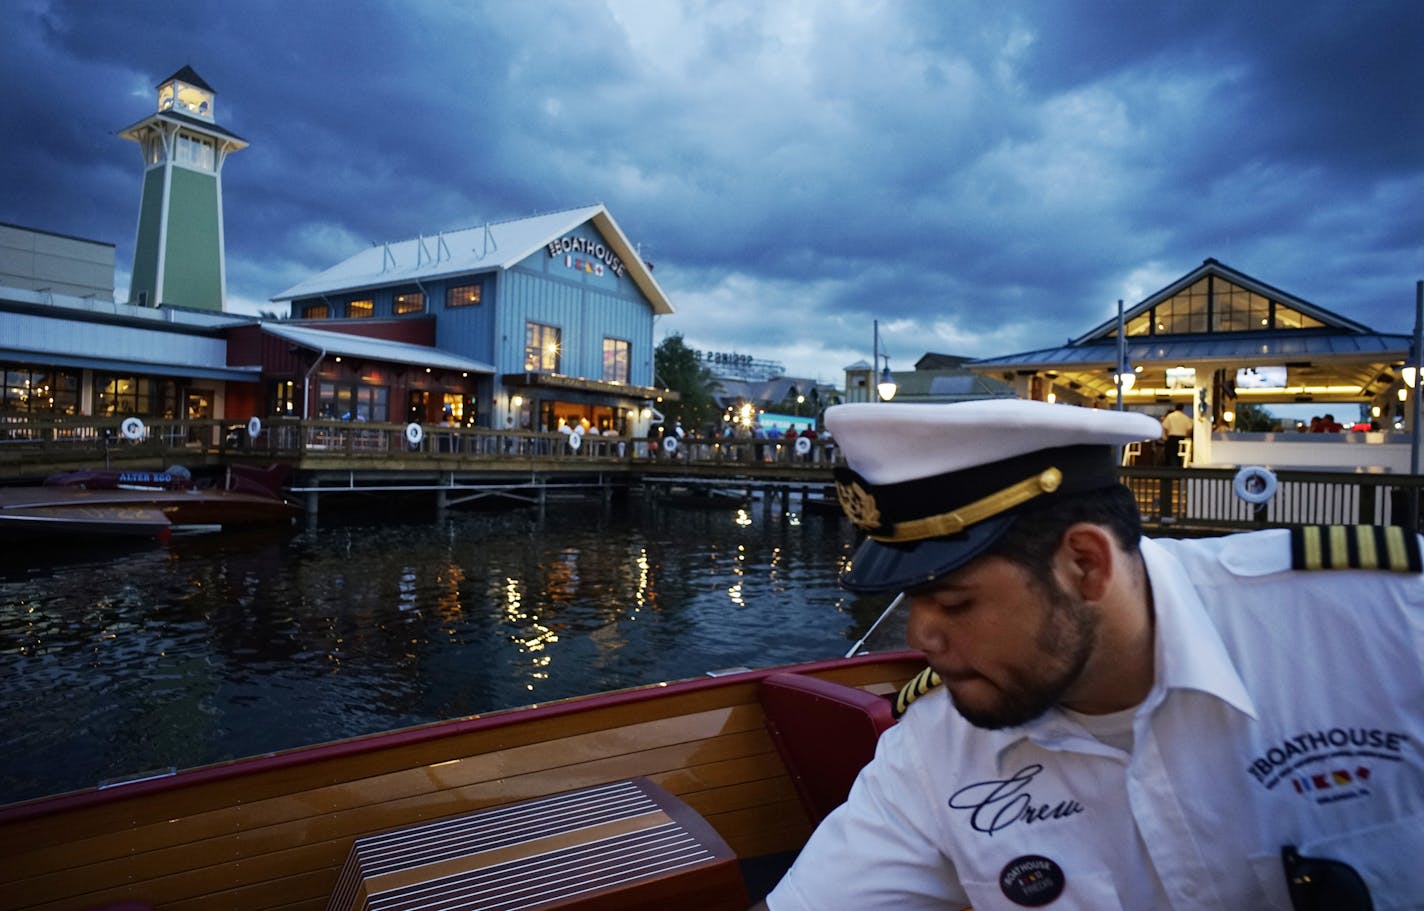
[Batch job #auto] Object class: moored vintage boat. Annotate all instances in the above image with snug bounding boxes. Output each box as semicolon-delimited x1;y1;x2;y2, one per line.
0;650;924;911
0;464;298;538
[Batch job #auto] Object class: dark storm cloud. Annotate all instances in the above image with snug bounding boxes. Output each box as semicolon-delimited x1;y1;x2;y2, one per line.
1;0;1419;382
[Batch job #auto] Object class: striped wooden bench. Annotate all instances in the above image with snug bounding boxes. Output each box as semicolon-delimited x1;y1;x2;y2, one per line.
327;777;748;910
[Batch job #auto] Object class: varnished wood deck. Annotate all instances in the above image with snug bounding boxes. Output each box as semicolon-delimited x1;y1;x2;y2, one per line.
0;652;923;911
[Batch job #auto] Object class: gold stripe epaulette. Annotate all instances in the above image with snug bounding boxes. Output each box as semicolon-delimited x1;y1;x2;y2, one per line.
893;666;943;719
1290;525;1422;573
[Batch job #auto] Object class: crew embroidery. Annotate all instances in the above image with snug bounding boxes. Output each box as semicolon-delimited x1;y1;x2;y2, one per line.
947;764;1085;835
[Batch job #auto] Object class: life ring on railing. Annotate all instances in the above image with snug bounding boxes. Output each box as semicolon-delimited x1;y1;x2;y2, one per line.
405;422;425;446
120;416;145;441
794;436;811;456
662;435;679;454
1233;465;1278;505
567;431;582;451
247;416;262;439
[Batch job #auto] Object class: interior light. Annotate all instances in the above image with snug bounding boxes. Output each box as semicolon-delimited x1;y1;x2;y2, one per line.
1046;392;1057;404
1223;410;1235;423
511;395;524;408
1403;366;1417;388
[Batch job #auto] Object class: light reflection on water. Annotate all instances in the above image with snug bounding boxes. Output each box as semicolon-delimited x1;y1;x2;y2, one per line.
0;498;890;804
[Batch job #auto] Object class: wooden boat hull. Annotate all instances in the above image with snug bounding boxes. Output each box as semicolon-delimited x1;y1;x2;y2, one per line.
0;651;924;911
0;486;297;537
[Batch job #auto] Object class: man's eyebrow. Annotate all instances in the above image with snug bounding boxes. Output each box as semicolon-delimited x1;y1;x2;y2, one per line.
906;577;974;597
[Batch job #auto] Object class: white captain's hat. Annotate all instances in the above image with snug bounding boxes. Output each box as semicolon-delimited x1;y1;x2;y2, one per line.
825;399;1160;593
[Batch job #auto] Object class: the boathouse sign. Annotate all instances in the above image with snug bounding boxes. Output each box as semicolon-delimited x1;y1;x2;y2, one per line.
547;235;627;278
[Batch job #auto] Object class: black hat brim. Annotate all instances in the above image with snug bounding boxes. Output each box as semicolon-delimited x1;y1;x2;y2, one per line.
840;512;1014;594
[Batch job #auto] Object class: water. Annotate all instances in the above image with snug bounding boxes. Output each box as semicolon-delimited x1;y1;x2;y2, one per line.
0;497;893;805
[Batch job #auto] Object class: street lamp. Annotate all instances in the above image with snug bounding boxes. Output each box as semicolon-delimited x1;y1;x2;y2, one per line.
873;319;898;401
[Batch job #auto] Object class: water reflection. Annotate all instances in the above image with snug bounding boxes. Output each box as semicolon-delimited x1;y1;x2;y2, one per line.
0;498;892;804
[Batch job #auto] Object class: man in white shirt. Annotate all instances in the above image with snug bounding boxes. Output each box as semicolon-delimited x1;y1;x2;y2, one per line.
1160;403;1194;466
755;399;1423;911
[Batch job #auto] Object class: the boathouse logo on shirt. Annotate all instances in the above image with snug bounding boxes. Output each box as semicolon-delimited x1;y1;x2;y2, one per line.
1247;726;1410;802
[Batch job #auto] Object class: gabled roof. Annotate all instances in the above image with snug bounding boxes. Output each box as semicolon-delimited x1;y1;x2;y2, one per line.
260;322;496;374
161;66;215;92
1073;258;1373;344
270;204;673;314
968;258;1409;402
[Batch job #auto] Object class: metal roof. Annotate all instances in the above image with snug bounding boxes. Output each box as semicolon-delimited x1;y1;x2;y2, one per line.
971;331;1412;371
260;322;497;374
1073;258;1375;344
270;204;674;315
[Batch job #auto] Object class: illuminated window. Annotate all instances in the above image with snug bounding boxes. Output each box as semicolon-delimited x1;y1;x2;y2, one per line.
394;291;425;315
525;322;561;372
348;299;374;319
446;284;481;308
271;380;299;415
317;382;388;421
93;374;154;416
174;133;214;170
602;338;630;382
1;366;79;415
301;303;330;319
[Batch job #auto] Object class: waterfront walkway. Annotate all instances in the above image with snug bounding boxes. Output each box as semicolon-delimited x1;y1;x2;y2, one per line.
2;415;1421;531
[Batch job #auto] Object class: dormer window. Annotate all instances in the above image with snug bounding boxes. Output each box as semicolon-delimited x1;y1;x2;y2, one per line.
158;78;214;120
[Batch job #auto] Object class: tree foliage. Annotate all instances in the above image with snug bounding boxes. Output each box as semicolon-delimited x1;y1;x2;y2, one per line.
1235;402;1278;432
654;334;722;432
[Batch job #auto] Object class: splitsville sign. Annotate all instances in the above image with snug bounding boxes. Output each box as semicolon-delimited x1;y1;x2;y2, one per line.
546;235;627;278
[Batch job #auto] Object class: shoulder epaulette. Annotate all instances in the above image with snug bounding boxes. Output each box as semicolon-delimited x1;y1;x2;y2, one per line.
1290;525;1422;573
893;666;943;719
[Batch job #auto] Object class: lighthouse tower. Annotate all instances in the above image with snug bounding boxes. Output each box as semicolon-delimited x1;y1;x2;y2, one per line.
118;66;247;311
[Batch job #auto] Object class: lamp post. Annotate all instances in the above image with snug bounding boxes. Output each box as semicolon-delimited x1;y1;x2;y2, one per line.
873;319;898;401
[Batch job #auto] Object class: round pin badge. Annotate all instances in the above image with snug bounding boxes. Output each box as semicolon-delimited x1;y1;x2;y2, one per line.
999;854;1066;907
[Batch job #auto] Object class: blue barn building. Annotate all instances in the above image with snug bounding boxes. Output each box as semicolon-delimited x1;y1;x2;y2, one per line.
272;204;674;434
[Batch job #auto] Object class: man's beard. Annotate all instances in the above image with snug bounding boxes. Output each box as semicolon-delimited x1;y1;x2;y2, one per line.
951;573;1099;730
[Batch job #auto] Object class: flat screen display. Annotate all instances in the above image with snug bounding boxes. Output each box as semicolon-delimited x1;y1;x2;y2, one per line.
1236;365;1288;388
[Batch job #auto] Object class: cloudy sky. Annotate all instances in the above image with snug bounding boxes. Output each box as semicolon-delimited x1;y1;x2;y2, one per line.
3;0;1421;384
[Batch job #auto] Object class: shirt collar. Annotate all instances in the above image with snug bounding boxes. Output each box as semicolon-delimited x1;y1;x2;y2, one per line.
1138;536;1256;719
995;535;1256;766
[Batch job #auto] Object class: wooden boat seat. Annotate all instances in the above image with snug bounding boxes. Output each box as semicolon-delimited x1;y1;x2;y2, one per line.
326;777;748;911
758;672;897;825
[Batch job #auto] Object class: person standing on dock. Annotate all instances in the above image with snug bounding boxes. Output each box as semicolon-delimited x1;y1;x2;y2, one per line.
756;399;1423;911
1159;403;1193;466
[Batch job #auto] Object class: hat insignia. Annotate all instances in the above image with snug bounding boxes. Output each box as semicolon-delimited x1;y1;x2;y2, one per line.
836;480;881;530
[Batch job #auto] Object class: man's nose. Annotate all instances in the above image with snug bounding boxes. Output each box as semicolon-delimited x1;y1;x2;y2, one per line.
906;597;947;654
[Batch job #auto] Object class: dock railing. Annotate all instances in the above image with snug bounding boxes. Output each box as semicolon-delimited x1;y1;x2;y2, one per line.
1;415;1419;533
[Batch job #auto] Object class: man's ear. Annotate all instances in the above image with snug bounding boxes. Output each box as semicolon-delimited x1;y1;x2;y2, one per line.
1055;523;1116;601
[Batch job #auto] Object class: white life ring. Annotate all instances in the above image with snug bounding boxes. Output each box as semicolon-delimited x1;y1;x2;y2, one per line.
794;436;812;455
405;422;425;446
662;435;679;454
567;431;582;451
120;416;145;440
1233;465;1278;505
247;416;262;439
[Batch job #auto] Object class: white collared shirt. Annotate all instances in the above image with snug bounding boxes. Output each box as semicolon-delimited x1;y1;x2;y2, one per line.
768;530;1424;910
